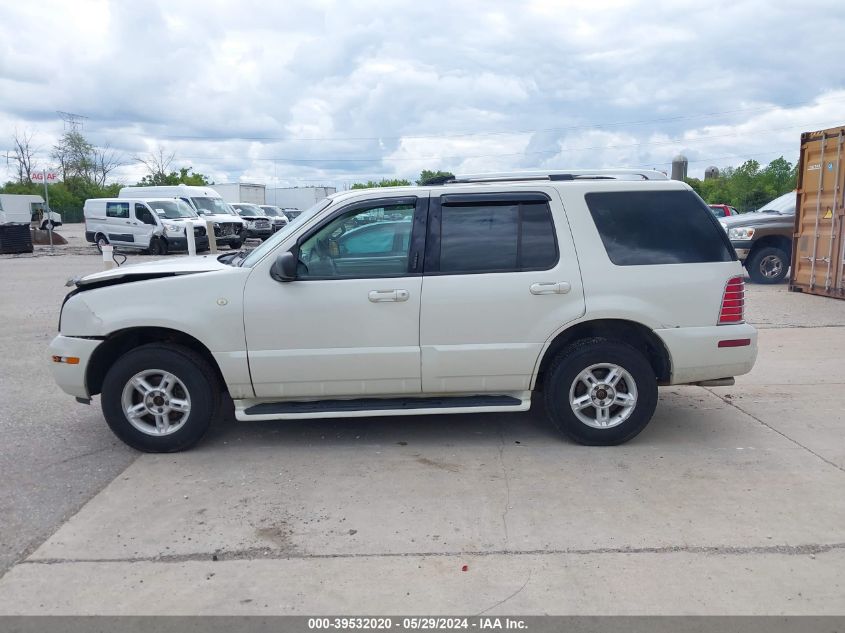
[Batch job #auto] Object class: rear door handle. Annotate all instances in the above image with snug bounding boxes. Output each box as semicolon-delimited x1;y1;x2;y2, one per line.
530;282;571;295
368;289;410;303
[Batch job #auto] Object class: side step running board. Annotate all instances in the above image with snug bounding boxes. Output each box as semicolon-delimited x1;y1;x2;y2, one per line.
235;394;529;421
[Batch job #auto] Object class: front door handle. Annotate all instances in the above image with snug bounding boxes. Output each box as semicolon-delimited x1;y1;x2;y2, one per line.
368;289;410;303
530;282;572;295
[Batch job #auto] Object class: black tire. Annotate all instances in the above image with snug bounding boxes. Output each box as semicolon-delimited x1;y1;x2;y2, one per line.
101;344;220;452
229;238;243;250
148;237;168;256
747;246;789;284
543;337;658;446
95;234;109;253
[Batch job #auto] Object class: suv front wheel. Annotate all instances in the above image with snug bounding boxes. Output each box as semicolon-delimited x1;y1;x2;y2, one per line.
101;344;220;452
543;338;658;445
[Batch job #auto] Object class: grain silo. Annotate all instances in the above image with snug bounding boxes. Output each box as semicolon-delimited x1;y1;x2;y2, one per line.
671;154;688;180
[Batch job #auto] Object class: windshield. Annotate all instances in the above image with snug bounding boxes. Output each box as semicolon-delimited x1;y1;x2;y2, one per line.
754;191;796;214
240;198;332;268
234;204;266;216
191;196;231;216
149;200;197;219
260;206;281;217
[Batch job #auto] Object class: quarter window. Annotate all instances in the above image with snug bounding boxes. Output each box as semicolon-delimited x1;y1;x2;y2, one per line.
438;201;557;274
106;202;129;219
585;191;734;265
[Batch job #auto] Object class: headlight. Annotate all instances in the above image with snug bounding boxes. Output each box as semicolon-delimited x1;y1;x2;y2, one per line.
728;227;755;240
163;224;185;235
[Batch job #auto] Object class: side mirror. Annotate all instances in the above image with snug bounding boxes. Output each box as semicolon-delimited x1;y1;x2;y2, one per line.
270;250;298;282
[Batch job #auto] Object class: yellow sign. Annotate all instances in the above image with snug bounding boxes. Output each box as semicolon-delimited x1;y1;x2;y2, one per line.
823;208;833;219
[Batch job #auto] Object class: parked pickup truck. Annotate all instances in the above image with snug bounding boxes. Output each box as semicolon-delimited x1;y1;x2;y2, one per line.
720;191;796;284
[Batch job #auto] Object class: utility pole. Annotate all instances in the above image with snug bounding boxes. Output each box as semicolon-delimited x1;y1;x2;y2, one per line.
42;168;54;253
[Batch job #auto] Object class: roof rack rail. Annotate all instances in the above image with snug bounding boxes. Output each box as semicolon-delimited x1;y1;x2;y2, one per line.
446;169;669;183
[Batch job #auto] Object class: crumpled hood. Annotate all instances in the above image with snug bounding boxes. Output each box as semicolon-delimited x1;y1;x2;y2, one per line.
73;255;230;289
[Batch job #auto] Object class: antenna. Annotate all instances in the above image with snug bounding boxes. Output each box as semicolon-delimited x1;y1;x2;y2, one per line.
56;111;88;132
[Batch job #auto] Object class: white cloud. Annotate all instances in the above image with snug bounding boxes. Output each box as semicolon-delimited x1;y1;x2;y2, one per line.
0;0;843;187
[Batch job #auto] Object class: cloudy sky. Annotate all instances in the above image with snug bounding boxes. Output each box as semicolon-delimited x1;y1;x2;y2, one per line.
1;0;843;189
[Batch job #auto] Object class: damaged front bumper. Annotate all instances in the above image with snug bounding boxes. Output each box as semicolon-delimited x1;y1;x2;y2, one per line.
48;335;103;399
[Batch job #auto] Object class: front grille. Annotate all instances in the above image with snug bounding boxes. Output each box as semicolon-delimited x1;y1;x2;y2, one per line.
216;223;237;237
255;219;270;229
193;226;206;237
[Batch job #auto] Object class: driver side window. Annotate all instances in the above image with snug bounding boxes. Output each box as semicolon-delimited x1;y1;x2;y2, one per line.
135;204;157;225
298;203;415;279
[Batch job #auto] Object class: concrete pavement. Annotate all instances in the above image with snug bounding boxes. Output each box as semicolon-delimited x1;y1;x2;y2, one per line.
1;328;844;613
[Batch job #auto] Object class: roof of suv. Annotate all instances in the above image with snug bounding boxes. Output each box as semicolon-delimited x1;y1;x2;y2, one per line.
327;170;683;205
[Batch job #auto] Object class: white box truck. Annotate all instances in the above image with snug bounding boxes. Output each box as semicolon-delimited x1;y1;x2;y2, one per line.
0;194;62;228
264;186;336;211
212;183;265;205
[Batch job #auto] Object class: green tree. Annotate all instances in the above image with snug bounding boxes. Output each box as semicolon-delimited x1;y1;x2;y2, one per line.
52;131;95;182
350;178;412;189
416;169;454;185
137;167;212;186
759;156;796;199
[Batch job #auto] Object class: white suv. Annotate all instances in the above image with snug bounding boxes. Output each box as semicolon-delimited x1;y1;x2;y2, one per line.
49;170;757;452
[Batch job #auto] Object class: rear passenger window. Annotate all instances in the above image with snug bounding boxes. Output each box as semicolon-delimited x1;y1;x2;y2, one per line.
439;202;557;273
585;191;734;265
106;202;129;219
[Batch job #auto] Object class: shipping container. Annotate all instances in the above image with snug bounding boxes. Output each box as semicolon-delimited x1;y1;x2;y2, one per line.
789;125;845;299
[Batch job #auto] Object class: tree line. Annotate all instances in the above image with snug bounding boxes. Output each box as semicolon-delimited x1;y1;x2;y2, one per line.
685;157;797;213
1;130;214;221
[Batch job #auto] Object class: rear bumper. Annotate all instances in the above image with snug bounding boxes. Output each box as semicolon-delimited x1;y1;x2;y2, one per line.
655;323;757;385
48;335;103;399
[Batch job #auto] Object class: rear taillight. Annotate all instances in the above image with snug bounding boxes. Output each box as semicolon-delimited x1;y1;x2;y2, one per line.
718;276;745;324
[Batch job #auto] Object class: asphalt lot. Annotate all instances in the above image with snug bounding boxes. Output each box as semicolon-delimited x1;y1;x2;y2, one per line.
0;224;843;614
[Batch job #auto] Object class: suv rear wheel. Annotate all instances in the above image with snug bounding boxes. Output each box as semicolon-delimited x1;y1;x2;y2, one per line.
747;246;788;284
543;337;658;445
101;344;220;452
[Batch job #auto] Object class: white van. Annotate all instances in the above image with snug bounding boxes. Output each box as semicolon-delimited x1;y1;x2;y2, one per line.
84;198;209;255
119;185;246;249
0;194;62;228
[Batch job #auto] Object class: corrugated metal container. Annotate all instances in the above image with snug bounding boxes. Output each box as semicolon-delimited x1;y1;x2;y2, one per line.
790;125;845;299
